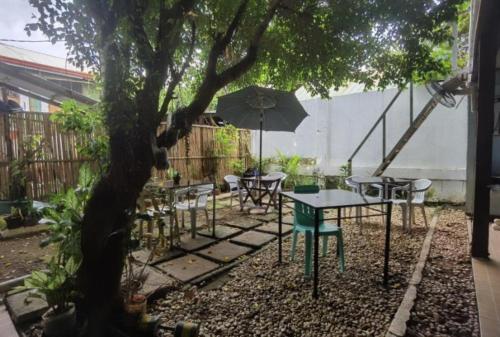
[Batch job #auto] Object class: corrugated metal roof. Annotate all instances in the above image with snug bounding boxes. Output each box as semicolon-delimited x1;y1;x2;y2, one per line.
0;42;91;79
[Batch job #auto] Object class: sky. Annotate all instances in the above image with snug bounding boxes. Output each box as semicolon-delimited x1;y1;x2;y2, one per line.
0;0;68;59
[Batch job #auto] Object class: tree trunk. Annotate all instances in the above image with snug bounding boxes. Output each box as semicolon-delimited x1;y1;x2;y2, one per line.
80;120;155;337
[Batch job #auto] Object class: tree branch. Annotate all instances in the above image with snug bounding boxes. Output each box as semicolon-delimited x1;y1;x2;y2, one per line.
159;20;196;118
206;0;250;78
157;0;282;149
218;0;281;86
125;0;155;70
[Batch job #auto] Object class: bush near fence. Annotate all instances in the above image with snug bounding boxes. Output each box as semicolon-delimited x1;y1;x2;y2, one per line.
0;111;251;200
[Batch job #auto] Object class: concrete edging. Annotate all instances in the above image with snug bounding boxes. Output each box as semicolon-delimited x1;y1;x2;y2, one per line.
385;209;441;337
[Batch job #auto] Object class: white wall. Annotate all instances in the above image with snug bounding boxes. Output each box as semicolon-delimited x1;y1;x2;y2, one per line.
252;86;468;201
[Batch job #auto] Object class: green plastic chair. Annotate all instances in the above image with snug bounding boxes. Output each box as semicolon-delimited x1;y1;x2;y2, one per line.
290;185;345;277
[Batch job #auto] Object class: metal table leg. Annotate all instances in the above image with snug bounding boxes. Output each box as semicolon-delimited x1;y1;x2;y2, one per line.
384;202;392;287
278;193;282;264
212;182;216;237
337;207;341;256
313;208;320;299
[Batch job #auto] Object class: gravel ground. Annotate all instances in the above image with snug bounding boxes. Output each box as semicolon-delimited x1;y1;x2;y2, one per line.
406;208;479;337
153;207;430;337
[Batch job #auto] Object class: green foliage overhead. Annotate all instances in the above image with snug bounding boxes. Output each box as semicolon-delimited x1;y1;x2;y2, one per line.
28;0;464;103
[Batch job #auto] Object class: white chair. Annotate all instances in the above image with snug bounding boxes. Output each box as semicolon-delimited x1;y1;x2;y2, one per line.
265;172;287;194
224;175;245;209
263;172;287;207
344;176;367;228
390;179;432;230
174;184;212;238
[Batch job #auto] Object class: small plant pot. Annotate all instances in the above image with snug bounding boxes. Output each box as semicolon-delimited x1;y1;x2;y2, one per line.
5;215;23;229
42;304;77;337
124;294;147;318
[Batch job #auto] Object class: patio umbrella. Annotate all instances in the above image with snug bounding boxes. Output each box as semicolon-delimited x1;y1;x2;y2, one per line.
215;85;308;175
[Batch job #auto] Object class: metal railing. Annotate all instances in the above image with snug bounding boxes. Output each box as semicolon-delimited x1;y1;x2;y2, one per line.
347;83;414;176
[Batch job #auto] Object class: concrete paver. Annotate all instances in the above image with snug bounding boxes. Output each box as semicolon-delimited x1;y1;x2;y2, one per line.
197;225;242;239
230;231;276;248
156;254;219;282
254;222;293;236
197;241;252;263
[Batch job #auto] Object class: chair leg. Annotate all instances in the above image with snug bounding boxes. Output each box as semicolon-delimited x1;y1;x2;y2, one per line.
290;230;298;261
189;210;196;238
230;193;233;208
173;212;180;244
401;204;408;231
181;211;185;228
322;236;328;257
338;231;345;273
204;208;210;227
421;205;428;228
304;231;313;278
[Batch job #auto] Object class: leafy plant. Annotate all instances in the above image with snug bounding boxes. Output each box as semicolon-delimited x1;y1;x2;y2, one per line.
17;257;80;314
214;125;239;156
335;164;350;190
9;135;44;202
40;165;96;266
51;100;108;172
276;151;301;189
230;159;246;176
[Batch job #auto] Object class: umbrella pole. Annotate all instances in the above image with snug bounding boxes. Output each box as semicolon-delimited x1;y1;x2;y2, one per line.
258;109;263;205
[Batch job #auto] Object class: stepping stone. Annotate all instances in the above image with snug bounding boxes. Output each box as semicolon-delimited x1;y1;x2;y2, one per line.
5;291;48;324
197;241;252;263
0;305;18;337
254;222;293;236
225;217;262;229
132;248;183;265
139;266;176;296
230;231;276;248
249;212;278;222
178;235;216;252
198;225;242;239
156;254;219;283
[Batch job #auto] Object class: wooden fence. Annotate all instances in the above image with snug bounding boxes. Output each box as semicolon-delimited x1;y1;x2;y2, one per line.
0;111;251;200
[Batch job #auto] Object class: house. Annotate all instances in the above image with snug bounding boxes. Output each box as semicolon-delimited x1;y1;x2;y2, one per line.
466;0;500;258
0;42;98;111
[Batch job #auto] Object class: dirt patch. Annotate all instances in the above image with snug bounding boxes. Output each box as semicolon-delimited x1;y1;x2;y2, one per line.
0;232;54;283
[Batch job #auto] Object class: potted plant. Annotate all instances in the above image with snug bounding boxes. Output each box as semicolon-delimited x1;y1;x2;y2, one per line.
122;255;149;319
16;257;80;337
173;171;181;186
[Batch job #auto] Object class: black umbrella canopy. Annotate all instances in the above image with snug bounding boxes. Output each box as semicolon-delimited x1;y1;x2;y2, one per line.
215;85;308;131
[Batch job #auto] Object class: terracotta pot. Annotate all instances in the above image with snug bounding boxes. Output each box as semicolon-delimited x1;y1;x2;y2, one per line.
124;294;147;317
42;304;77;337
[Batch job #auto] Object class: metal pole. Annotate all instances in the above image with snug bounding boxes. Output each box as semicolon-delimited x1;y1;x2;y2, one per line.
313;208;320;299
348;89;403;162
278;193;282;264
259;110;263;176
384;202;392;287
212;182;216;237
